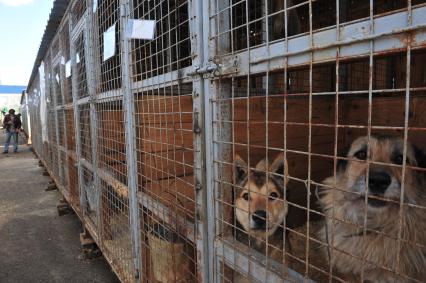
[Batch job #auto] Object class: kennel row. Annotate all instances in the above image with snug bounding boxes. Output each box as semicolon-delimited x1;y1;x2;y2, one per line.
22;0;426;282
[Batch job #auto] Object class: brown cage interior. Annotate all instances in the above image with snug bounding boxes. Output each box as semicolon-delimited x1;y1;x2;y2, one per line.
97;100;127;185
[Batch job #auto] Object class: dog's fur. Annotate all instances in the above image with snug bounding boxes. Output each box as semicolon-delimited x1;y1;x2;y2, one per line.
319;136;426;282
233;153;289;263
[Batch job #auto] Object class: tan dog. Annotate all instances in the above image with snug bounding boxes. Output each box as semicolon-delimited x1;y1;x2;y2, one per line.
233;153;289;280
319;136;426;282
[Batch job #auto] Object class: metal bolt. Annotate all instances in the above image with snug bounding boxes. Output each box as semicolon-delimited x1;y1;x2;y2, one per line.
195;182;202;191
194;125;202;134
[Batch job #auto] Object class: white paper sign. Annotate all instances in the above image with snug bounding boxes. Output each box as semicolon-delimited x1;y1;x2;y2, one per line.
65;61;71;78
55;73;60;84
127;19;156;40
93;0;97;13
76;53;80;64
103;24;116;61
61;56;65;65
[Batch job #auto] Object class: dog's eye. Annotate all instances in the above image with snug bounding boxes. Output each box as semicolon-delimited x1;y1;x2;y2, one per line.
242;192;250;201
393;154;404;165
269;192;279;200
354;150;367;160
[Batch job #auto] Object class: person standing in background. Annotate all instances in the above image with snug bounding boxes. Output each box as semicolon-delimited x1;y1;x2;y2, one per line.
2;109;22;154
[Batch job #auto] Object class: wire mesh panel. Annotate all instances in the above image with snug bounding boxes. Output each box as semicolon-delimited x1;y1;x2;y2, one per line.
129;0;200;281
75;31;89;99
68;154;80;212
57;109;66;147
100;180;135;282
47;108;59;179
71;0;86;27
209;1;426;282
51;37;60;58
81;165;99;228
134;83;197;282
53;64;63;106
96;99;127;185
132;0;191;81
61;20;73;104
78;103;92;162
96;0;122;92
100;179;134;282
60;150;68;188
65;108;76;151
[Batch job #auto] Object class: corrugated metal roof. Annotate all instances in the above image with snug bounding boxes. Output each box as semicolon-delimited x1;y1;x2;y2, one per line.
0;85;26;94
26;0;69;92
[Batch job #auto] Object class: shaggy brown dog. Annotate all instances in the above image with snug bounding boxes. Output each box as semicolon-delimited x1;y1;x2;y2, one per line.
233;153;289;280
319;136;426;282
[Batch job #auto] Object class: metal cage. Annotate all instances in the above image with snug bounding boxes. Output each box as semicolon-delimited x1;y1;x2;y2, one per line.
23;0;426;282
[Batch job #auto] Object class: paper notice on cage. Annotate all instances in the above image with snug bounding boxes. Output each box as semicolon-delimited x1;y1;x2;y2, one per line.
55;73;60;84
103;24;116;61
65;61;71;78
61;56;65;65
76;53;80;64
93;0;97;13
126;19;156;40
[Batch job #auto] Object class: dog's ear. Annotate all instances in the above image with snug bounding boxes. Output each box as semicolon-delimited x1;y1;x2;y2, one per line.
234;155;248;184
270;153;288;187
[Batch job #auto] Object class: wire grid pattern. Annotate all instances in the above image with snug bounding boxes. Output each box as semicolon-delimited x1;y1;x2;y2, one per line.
78;103;92;162
100;179;134;282
53;64;63;106
22;0;426;282
71;0;86;27
96;98;128;185
61;21;73;104
75;31;89;99
60;150;68;188
44;51;54;109
47;107;59;179
68;154;80;211
81;165;98;228
132;0;191;81
134;82;197;282
57;109;66;147
65;108;76;151
51;37;60;58
97;0;122;92
210;1;426;283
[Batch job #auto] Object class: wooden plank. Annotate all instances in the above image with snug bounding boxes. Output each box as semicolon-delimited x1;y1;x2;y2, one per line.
135;95;193;125
137;123;193;153
142;175;195;221
139;149;194;181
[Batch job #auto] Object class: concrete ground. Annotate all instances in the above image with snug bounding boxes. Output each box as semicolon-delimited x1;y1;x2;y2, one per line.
0;130;119;283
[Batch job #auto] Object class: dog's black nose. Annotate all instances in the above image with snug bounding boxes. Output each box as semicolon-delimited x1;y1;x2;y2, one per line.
252;210;267;229
368;171;391;194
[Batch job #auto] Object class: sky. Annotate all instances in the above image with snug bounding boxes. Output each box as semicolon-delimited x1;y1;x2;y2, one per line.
0;0;53;86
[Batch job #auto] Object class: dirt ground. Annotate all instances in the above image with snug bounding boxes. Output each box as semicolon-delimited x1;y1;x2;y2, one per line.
0;130;119;283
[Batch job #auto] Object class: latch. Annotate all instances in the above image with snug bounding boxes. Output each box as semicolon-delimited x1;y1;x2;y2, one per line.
187;61;219;77
187;57;239;78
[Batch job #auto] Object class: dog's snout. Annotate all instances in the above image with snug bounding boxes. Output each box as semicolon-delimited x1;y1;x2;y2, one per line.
252;210;267;228
368;171;391;194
